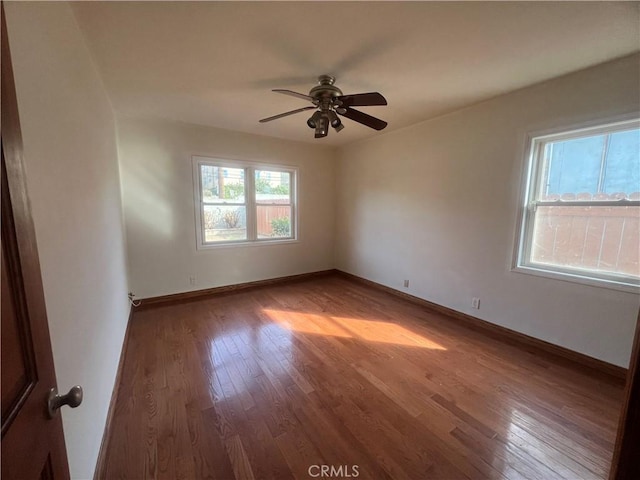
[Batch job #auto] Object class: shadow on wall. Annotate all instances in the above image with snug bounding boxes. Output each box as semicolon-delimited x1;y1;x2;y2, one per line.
123;156;175;239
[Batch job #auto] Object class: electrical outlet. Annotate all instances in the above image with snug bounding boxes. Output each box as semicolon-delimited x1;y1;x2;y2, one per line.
403;279;409;288
472;297;480;309
189;276;196;286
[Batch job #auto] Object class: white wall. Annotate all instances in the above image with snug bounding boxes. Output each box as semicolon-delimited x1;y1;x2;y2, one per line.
5;3;130;479
336;54;640;368
117;117;336;299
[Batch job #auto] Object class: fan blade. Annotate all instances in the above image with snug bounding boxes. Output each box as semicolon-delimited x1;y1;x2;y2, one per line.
259;106;316;123
273;89;313;102
336;92;387;107
338;107;387;130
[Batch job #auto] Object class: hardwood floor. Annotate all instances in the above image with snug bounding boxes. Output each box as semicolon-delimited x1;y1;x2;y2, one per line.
100;275;624;479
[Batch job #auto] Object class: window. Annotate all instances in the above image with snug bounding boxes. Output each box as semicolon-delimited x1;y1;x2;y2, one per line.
515;119;640;290
193;156;296;247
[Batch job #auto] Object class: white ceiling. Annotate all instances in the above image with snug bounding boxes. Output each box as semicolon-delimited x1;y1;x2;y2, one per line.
72;1;639;146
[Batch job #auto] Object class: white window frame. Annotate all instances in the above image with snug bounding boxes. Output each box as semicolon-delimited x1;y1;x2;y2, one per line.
192;156;298;249
513;117;640;292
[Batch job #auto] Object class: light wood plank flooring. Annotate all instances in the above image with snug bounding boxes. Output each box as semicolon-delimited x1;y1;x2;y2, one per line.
100;274;624;479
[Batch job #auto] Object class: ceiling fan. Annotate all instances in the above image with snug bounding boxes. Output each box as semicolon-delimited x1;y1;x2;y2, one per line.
259;75;388;138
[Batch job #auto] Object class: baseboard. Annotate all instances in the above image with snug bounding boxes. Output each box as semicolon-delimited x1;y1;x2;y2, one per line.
335;270;627;383
138;269;337;309
93;305;133;480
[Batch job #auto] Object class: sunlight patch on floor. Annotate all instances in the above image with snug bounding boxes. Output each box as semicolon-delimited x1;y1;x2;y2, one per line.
262;309;447;350
266;309;352;338
331;315;447;350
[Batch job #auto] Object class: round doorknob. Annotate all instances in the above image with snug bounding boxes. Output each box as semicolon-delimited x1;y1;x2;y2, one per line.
47;385;83;418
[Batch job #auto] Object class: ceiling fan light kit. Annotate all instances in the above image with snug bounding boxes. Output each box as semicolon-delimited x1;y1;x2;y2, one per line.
259;75;388;139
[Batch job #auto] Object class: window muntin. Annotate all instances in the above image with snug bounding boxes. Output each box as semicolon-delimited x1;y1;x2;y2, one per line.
194;158;296;247
517;119;640;289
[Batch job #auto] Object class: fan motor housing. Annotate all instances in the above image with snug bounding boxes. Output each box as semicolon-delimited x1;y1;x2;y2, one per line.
309;75;342;103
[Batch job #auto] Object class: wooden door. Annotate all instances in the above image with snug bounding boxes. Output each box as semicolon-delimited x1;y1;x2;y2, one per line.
609;310;640;480
1;5;70;479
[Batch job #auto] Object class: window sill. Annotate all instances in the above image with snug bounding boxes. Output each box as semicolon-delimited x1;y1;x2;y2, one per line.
512;264;639;294
196;238;299;251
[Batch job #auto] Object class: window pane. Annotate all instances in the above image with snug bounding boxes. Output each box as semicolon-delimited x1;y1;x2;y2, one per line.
255;170;291;204
531;205;639;278
203;205;247;242
257;206;292;239
201;165;245;203
540;127;640;201
543;136;604;197
603;129;640;195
